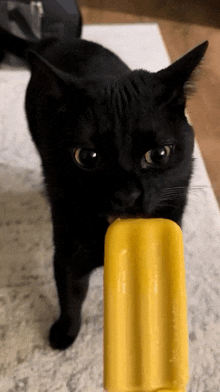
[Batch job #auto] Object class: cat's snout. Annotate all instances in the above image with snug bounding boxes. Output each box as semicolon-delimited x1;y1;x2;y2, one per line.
112;187;142;210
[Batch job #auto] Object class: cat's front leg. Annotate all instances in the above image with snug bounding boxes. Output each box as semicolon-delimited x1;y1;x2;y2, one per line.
49;256;90;350
48;213;107;350
46;192;107;350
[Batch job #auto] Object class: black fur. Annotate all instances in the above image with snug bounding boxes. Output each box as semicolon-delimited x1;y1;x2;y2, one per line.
0;26;208;350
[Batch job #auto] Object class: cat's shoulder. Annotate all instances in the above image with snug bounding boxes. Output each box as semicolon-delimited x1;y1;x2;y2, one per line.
38;37;130;77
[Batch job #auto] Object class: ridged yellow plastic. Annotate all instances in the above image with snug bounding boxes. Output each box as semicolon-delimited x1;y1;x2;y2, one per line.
103;218;189;392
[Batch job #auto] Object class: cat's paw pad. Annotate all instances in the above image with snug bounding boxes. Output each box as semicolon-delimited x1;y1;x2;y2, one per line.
49;316;81;350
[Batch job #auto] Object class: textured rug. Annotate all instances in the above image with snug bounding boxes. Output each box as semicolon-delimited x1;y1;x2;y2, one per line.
0;188;104;392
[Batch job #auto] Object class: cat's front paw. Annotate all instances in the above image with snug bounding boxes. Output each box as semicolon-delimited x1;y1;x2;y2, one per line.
49;315;81;350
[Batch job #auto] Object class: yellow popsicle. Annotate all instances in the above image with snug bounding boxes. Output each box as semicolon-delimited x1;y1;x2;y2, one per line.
103;218;189;392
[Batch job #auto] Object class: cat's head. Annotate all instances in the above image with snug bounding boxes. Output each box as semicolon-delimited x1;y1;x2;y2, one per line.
26;41;208;226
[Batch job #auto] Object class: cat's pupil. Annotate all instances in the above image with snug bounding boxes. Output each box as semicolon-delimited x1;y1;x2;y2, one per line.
150;147;168;164
75;148;98;169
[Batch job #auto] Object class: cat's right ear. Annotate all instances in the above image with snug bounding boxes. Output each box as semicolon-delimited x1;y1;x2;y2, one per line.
26;50;73;98
157;40;208;99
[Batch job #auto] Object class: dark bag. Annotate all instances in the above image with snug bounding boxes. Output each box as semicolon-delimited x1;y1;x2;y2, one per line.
0;0;81;41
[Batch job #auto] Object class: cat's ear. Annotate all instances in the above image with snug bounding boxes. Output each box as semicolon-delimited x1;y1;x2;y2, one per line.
157;40;208;102
26;50;73;98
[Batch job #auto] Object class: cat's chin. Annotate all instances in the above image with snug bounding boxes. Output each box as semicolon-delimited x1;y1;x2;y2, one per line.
107;215;152;224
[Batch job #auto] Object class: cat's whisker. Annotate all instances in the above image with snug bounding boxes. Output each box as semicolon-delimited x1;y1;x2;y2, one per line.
189;185;210;190
163;186;186;190
157;201;178;209
161;187;186;196
159;198;182;204
188;187;210;194
161;192;183;197
160;194;184;201
159;202;177;207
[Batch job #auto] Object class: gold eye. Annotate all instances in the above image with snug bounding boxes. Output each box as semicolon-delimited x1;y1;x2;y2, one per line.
74;148;82;165
73;148;99;169
143;146;172;167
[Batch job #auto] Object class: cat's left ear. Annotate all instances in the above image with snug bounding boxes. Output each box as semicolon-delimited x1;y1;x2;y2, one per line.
26;50;74;98
157;40;208;100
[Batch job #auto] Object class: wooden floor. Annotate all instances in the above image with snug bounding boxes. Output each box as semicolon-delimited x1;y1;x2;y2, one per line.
78;0;220;206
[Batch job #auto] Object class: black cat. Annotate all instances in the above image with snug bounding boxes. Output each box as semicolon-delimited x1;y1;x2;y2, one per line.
0;25;208;350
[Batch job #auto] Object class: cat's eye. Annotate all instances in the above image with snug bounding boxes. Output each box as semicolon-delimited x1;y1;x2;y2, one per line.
73;148;99;169
142;145;173;168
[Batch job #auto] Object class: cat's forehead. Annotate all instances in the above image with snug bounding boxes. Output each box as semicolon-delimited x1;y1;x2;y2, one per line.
95;75;179;136
103;70;164;105
71;70;187;150
77;102;180;154
95;71;178;125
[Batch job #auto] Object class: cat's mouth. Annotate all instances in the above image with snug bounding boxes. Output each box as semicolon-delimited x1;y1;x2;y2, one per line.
107;215;152;224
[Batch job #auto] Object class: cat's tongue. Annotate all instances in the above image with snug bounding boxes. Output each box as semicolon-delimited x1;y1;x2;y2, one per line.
108;216;123;224
108;217;116;224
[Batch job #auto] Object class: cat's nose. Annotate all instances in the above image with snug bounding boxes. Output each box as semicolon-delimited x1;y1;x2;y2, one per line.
112;188;141;209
